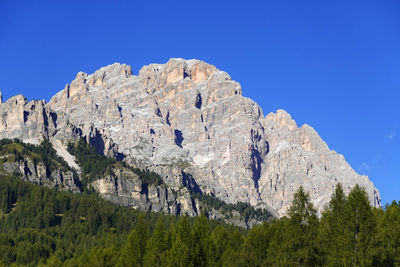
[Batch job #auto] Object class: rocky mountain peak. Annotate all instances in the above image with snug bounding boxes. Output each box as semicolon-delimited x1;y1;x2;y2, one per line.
137;58;238;99
139;58;218;85
93;63;133;80
265;109;298;131
6;94;28;106
1;58;381;218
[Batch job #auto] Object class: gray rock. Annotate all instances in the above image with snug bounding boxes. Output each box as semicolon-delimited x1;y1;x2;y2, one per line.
90;166;197;216
2;158;80;193
0;58;381;219
259;110;380;216
48;59;267;208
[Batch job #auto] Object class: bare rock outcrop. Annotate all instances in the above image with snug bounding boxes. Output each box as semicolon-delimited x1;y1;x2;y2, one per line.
0;58;381;218
0;95;55;143
49;59;267;207
1;157;80;193
259;110;380;216
90;167;196;216
46;58;380;216
0;94;119;158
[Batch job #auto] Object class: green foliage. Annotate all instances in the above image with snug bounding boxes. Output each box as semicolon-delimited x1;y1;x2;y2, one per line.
165;216;193;267
378;201;400;265
343;185;379;266
319;183;348;265
0;172;399;266
192;192;272;223
143;217;169;266
266;186;319;266
238;223;271;266
118;215;149;267
0;174;177;266
67;139;116;188
67;139;164;188
165;237;191;267
0;138;71;176
192;214;213;266
122;164;164;187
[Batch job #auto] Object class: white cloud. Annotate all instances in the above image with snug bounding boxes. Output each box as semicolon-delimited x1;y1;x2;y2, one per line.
358;153;383;174
359;162;370;173
386;131;396;140
361;163;370;170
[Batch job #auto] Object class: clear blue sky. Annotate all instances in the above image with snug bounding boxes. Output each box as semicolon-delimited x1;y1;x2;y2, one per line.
0;1;399;204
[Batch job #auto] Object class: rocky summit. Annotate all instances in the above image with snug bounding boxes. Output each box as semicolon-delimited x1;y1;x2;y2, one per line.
0;58;380;218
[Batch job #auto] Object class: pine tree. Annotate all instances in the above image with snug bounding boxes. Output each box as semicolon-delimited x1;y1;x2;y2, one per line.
283;186;319;266
378;201;400;265
211;225;230;264
118;215;149;267
319;183;348;265
174;216;194;250
166;236;192;267
192;214;212;267
343;184;378;266
143;217;168;267
165;216;194;266
241;223;270;266
216;228;245;266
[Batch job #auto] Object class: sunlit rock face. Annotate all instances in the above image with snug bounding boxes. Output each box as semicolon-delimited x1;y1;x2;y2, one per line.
260;110;380;216
1;59;380;217
0;95;58;143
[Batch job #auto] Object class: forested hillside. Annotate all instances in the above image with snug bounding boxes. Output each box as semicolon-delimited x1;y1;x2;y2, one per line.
0;174;399;266
0;138;273;227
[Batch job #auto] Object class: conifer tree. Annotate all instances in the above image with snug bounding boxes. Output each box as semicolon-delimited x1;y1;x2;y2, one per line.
343;185;377;266
284;185;319;266
118;215;149;267
174;216;193;250
264;218;287;265
143;217;168;267
319;183;348;265
166;236;192;267
211;225;230;264
378;201;400;265
239;223;270;266
165;216;194;266
192;214;213;267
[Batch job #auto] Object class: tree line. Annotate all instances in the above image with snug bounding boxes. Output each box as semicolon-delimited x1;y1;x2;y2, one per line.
0;173;399;266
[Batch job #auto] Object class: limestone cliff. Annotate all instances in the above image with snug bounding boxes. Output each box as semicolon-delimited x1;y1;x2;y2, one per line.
0;58;381;218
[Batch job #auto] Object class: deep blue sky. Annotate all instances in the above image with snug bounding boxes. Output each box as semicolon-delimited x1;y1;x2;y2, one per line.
1;1;399;204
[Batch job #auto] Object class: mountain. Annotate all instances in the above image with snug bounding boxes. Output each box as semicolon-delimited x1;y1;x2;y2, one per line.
0;58;380;219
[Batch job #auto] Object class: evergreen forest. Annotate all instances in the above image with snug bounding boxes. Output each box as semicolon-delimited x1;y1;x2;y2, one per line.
0;173;399;266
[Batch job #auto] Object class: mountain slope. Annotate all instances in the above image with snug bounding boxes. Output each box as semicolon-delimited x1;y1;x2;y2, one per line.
0;139;272;227
0;58;380;217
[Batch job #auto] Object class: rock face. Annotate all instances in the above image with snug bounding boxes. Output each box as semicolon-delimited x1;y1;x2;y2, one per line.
48;59;266;209
0;95;55;143
0;94;119;158
259;110;381;215
0;58;381;217
90;166;198;216
1;156;80;193
0;94;79;144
